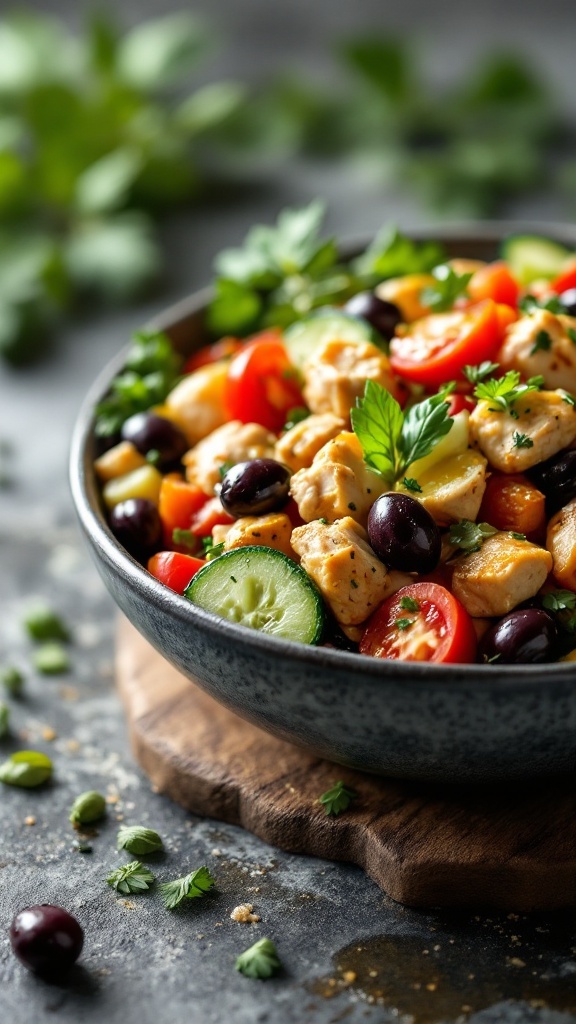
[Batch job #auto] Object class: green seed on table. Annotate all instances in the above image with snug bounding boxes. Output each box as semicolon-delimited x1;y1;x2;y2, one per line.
0;750;53;787
1;665;23;696
33;643;70;675
69;790;107;826
116;824;164;855
23;605;70;642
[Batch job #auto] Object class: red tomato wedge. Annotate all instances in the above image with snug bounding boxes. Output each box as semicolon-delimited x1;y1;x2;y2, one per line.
148;552;206;595
468;261;520;308
359;583;477;664
183;337;243;374
225;332;304;432
549;259;576;295
445;393;475;417
389;300;500;389
189;496;234;537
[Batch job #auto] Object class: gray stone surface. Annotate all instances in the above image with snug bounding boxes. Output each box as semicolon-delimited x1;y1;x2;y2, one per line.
1;0;576;1020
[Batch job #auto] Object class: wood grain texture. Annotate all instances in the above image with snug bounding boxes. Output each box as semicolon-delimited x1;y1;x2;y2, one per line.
116;617;576;910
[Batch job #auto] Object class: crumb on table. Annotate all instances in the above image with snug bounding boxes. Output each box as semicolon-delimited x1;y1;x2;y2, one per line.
230;903;261;923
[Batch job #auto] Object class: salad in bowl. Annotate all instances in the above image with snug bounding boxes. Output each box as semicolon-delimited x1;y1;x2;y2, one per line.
91;204;576;669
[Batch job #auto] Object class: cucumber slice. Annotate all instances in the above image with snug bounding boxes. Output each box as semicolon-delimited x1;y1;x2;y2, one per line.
502;235;572;286
185;545;325;645
284;308;380;369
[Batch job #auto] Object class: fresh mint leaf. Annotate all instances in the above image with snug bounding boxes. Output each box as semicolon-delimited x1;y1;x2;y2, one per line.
342;38;412;102
421;265;473;312
175;81;247;136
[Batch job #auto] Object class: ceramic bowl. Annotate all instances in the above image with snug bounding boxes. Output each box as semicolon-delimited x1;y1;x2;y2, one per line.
70;223;576;782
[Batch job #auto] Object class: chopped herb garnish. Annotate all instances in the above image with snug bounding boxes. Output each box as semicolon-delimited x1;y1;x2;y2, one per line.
463;361;500;385
562;392;576;408
318;517;328;525
402;477;422;493
202;538;225;560
95;330;182;437
510;532;527;541
567;327;576;346
283;407;310;431
352;380;454;487
70;791;107;826
421;265;473;312
145;448;161;466
117;825;163;856
541;589;576;633
159;866;215;909
236;938;281;980
519;294;564;315
172;528;198;551
347;502;357;511
319;780;357;817
0;750;53;788
395;617;414;631
219;460;236;479
474;371;544;417
1;665;23;697
33;643;70;675
72;839;93;854
350;578;359;589
107;860;155;895
23;605;70;642
512;432;534;449
0;702;9;739
230;575;237;583
530;329;552;354
448;519;498;554
399;596;420;612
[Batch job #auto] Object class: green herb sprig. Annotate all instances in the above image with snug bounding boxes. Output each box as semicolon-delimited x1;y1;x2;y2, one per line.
448;520;498;554
319;780;357;817
107;861;155;895
235;938;281;980
159;866;215;909
473;371;544;418
421;265;473;312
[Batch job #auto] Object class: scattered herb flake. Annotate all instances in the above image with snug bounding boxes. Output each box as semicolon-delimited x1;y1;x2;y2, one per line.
172;528;198;551
0;702;9;738
448;519;498;554
107;860;156;895
421;265;472;312
463;361;500;385
402;477;422;493
160;866;215;909
395;617;414;631
23;606;70;642
512;431;534;449
530;329;552;354
510;532;527;541
1;665;23;696
236;938;281;980
319;780;357;817
399;596;420;612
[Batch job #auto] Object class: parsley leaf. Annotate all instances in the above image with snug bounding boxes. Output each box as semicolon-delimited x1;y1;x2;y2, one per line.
160;866;215;909
541;589;576;634
402;477;422;493
512;432;533;449
399;596;420;612
352;381;453;486
202;537;225;560
319;780;357;816
395;617;414;631
473;371;544;416
421;265;472;312
95;329;182;437
519;294;564;315
463;361;500;384
352;226;445;280
510;532;527;541
107;860;155;895
530;329;552;354
236;938;281;980
448;519;498;554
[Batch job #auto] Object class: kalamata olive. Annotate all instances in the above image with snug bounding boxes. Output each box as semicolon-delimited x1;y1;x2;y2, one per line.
121;412;188;470
367;493;441;573
479;609;557;665
109;498;162;559
343;292;402;340
527;449;576;515
220;459;291;518
10;905;84;975
559;288;576;317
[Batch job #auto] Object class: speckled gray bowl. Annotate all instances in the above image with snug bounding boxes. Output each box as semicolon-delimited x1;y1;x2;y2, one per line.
70;223;576;782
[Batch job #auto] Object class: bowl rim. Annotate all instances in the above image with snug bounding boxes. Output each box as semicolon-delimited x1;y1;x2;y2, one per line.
70;219;576;689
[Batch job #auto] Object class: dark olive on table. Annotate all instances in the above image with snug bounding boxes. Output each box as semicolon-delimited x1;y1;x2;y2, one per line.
121;412;188;470
526;449;576;515
10;905;84;975
559;288;576;317
220;459;291;518
343;292;402;341
367;493;441;574
479;609;557;665
108;498;162;559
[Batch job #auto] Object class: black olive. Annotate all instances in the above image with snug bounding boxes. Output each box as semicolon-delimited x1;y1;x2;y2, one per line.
367;493;441;573
479;609;558;665
220;459;291;518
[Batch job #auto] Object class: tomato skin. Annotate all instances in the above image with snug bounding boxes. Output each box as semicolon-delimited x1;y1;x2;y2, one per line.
147;551;206;595
189;496;234;537
183;338;243;374
389;301;500;389
360;582;477;664
225;333;304;432
446;393;475;417
468;261;520;308
549;259;576;295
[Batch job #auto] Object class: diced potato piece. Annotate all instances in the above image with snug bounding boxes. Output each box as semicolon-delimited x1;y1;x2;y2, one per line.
302;339;398;421
165;362;228;446
451;532;552;617
291;517;394;626
376;273;434;322
290;431;387;525
469;390;576;473
103;464;162;509
94;441;146;482
407;410;469;479
498;309;576;393
546;497;576;590
275;413;345;473
221;513;294;560
183;421;276;495
399;450;487;526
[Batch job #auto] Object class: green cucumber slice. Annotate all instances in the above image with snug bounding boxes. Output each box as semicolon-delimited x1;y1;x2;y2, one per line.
501;235;572;286
185;545;325;645
284;307;380;369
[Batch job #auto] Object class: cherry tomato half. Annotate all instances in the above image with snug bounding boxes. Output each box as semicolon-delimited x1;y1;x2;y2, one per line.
445;393;476;417
359;582;477;664
189;496;234;537
147;551;206;595
225;332;304;432
549;259;576;295
183;338;243;374
468;261;520;308
389;300;500;389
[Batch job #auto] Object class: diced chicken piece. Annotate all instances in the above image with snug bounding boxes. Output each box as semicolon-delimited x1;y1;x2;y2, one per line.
546;498;576;590
165;362;228;446
290;431;387;525
399;450;487;526
376;273;434;322
451;533;552;617
275;413;345;473
469;390;576;473
219;513;294;560
183;421;276;495
291;517;395;626
498;309;576;394
94;441;146;482
302;339;398;421
212;523;234;545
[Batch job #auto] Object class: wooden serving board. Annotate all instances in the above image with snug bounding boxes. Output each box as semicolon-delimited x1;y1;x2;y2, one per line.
116;618;576;910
